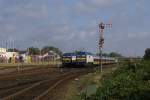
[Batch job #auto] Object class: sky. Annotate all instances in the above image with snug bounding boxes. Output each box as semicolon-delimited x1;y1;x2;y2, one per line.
0;0;150;57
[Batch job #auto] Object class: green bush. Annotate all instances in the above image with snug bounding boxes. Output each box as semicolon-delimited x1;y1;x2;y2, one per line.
82;61;150;100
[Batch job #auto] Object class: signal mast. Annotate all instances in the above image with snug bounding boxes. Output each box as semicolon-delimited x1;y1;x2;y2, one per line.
98;21;112;72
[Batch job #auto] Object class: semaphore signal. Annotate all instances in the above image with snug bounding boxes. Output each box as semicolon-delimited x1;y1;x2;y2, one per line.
98;21;112;72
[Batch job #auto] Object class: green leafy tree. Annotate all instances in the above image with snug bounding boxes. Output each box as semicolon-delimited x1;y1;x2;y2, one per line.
27;47;40;55
7;48;19;52
41;46;62;56
96;52;122;57
144;48;150;60
102;53;109;57
109;52;122;57
96;53;109;57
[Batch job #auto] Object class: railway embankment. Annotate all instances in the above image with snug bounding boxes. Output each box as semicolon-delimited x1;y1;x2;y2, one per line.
56;65;117;100
74;61;150;100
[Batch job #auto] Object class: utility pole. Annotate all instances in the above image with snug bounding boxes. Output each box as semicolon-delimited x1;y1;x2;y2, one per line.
5;40;8;51
98;22;112;72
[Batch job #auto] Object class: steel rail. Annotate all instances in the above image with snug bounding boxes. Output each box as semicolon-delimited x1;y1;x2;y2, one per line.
1;71;79;100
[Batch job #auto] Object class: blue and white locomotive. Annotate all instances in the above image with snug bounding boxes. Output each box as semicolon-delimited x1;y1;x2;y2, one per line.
76;52;94;66
62;53;76;66
62;51;116;67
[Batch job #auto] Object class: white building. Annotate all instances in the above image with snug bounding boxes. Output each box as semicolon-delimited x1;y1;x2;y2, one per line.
43;50;60;61
0;48;7;63
6;52;19;59
0;48;7;52
0;48;7;57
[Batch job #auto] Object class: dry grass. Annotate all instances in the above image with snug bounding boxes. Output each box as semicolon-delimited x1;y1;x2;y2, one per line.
63;65;117;100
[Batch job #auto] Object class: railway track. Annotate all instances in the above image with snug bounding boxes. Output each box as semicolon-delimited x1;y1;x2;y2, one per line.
0;68;59;95
33;72;82;100
0;68;87;100
0;66;57;79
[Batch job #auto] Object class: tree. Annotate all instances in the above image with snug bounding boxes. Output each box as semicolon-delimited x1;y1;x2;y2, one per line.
27;47;40;55
96;53;107;56
109;52;122;57
41;46;62;56
102;53;109;57
7;48;19;52
96;52;122;57
144;48;150;60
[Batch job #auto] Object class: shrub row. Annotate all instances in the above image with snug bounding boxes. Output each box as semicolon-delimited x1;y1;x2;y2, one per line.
82;61;150;100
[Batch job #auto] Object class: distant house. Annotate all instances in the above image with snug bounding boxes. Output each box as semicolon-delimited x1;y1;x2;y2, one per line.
43;50;60;61
0;48;7;63
6;52;19;58
0;48;21;63
0;48;7;52
0;48;7;56
6;52;19;63
18;51;27;63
